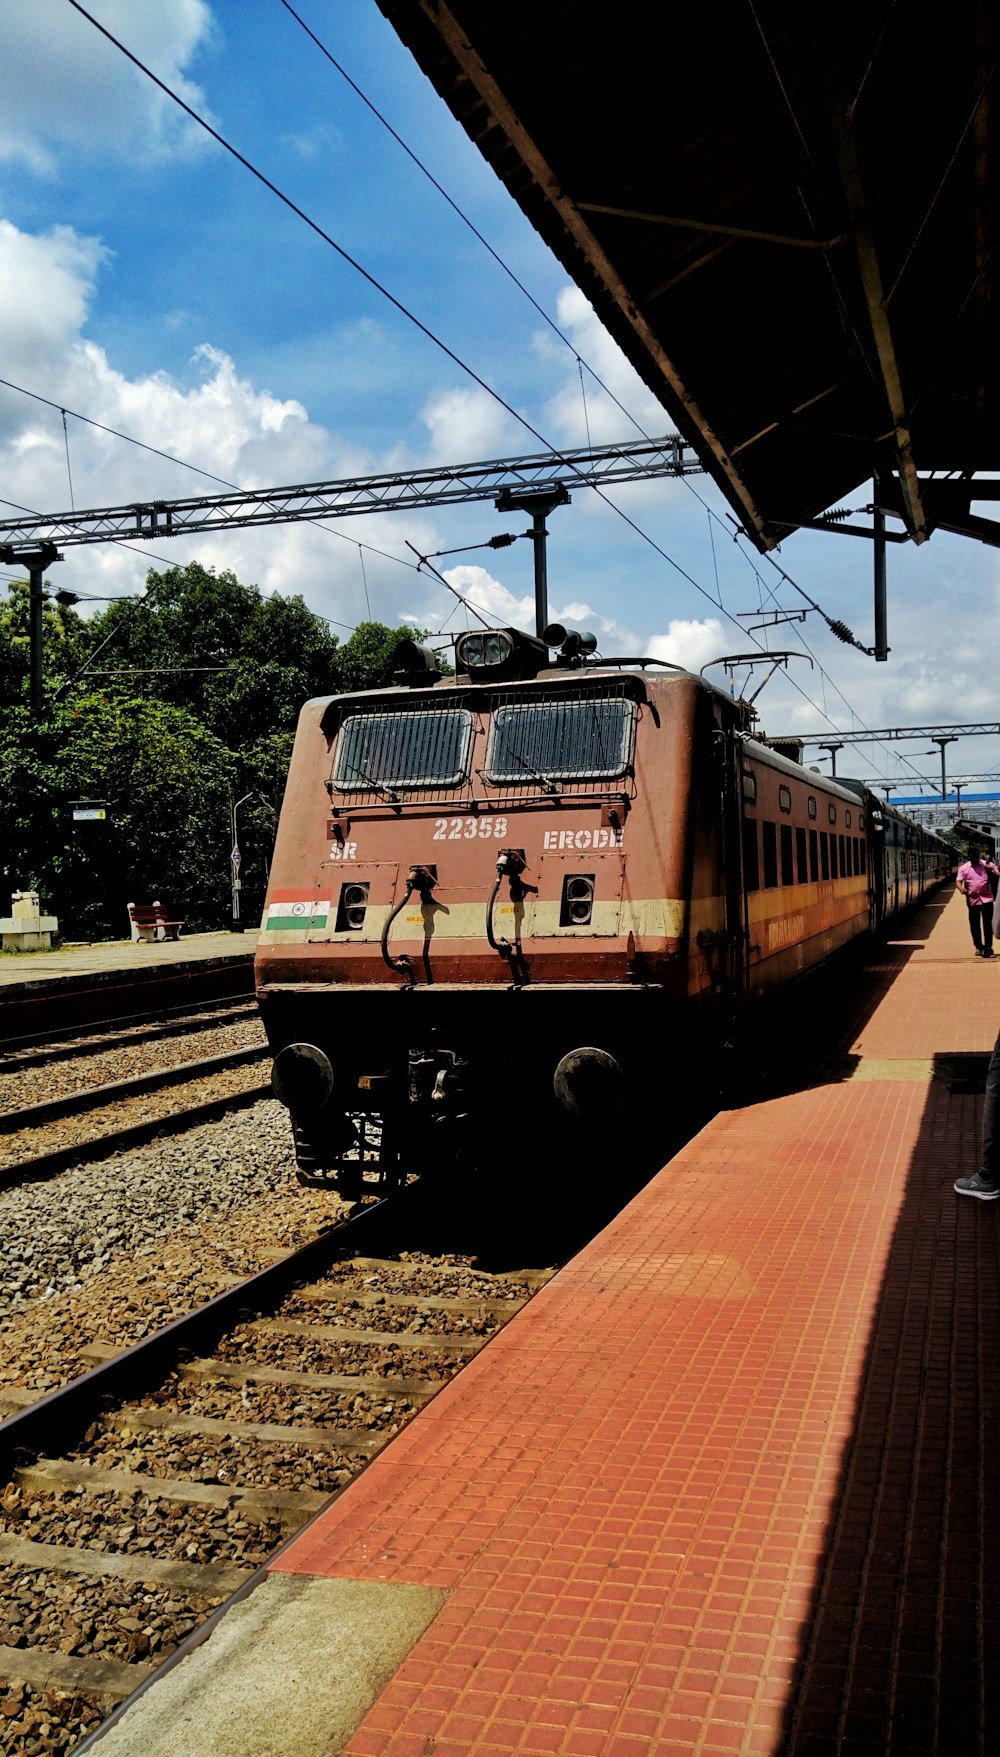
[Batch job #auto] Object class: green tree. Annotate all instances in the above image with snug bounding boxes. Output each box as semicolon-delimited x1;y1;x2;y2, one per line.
72;563;345;746
336;620;438;692
0;695;234;939
0;558;440;939
0;579;90;707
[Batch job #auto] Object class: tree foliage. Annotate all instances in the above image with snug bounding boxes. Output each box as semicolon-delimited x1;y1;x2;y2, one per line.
0;561;428;939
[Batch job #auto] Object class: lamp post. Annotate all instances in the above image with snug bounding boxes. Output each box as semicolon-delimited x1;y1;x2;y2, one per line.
926;736;957;802
231;792;252;932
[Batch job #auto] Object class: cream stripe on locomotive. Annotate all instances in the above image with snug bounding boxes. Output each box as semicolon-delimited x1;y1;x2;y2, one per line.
260;880;868;946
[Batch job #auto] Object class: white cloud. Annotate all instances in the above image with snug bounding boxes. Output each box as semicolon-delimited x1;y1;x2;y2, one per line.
420;386;520;463
439;565;535;635
540;286;671;448
0;217;447;629
0;0;216;173
645;617;727;673
438;567;641;653
0;222;107;399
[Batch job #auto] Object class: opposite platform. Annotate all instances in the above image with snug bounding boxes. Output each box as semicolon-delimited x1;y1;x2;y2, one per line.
0;930;259;991
0;931;258;1037
90;887;1000;1756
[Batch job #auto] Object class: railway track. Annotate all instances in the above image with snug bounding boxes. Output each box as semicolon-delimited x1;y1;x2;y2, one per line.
0;1193;555;1753
0;1005;273;1189
0;1048;272;1188
0;998;260;1073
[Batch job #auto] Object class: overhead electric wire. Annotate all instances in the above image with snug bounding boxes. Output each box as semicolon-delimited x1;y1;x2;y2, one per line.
689;485;932;788
53;0;924;763
0;373;430;597
279;6;895;738
64;1;738;621
277;0;647;440
66;0;574;473
0;374;241;490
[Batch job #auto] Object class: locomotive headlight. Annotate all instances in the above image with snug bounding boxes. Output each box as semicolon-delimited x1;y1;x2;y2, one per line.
553;1047;624;1117
272;1042;335;1115
454;626;549;680
456;629;512;670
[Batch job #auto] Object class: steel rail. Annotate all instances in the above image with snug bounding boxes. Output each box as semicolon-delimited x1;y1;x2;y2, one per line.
1;1080;271;1189
0;999;259;1070
0;1197;395;1478
0;1044;270;1135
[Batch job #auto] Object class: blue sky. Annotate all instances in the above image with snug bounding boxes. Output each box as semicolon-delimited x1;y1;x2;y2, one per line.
2;0;999;795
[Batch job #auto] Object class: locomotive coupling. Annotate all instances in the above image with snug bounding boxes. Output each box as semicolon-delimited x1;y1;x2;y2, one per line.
552;1047;624;1118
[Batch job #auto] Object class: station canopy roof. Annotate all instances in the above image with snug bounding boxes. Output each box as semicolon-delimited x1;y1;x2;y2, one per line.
377;1;999;552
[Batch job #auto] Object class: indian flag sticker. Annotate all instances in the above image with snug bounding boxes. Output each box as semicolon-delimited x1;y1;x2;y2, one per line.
264;899;330;932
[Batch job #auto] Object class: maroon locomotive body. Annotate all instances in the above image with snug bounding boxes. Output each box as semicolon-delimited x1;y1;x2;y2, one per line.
254;630;948;1192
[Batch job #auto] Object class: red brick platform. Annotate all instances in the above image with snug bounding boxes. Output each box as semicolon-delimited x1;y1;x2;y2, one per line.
95;888;1000;1756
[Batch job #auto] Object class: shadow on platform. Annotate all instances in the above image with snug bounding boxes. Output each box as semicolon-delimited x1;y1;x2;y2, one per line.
775;1058;1000;1748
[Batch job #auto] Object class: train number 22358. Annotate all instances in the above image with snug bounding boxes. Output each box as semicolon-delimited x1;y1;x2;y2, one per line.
433;816;509;840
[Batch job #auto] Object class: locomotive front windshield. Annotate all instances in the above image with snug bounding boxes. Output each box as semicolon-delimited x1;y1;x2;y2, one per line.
486;697;636;782
333;708;473;790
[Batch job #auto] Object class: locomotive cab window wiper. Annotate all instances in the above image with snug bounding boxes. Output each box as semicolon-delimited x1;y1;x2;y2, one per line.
510;751;560;795
337;760;399;804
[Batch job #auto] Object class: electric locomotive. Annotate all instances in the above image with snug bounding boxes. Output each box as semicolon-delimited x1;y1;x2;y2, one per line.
254;627;950;1193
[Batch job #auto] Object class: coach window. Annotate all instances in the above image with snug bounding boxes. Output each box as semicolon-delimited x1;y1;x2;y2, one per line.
796;826;808;883
779;785;792;814
839;834;847;875
809;828;819;881
845;810;852;828
853;838;861;875
780;824;794;885
743;819;760;889
860;838;867;873
808;796;817;820
742;772;757;804
828;804;837;825
762;821;778;888
820;831;830;879
830;835;838;878
859;814;865;831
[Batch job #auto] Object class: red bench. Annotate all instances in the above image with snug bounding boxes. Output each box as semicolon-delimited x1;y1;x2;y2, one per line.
127;902;185;943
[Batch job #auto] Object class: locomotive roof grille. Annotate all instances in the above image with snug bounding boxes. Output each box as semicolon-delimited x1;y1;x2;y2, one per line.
325;676;643;808
331;706;473;792
484;696;637;786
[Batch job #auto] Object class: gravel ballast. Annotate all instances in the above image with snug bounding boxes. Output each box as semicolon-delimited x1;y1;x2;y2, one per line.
0;1100;341;1394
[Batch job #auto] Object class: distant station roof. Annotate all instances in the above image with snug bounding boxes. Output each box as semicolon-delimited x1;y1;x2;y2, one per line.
378;2;999;552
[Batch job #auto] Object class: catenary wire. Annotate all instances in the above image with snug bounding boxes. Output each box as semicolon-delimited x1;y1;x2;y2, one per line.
49;2;915;756
62;0;801;658
273;0;914;746
276;0;649;440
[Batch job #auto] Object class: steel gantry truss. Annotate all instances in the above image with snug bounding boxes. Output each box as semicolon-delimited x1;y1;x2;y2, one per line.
0;434;697;552
786;723;1000;745
778;722;1000;800
1;433;701;716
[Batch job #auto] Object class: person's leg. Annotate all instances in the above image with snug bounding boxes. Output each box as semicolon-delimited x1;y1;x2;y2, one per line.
984;903;995;956
969;904;986;953
955;1028;1000;1197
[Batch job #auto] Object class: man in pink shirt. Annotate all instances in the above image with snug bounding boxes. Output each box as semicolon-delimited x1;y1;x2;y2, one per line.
955;846;1000;956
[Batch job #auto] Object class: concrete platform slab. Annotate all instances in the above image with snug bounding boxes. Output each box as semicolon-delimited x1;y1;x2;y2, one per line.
90;1575;446;1757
